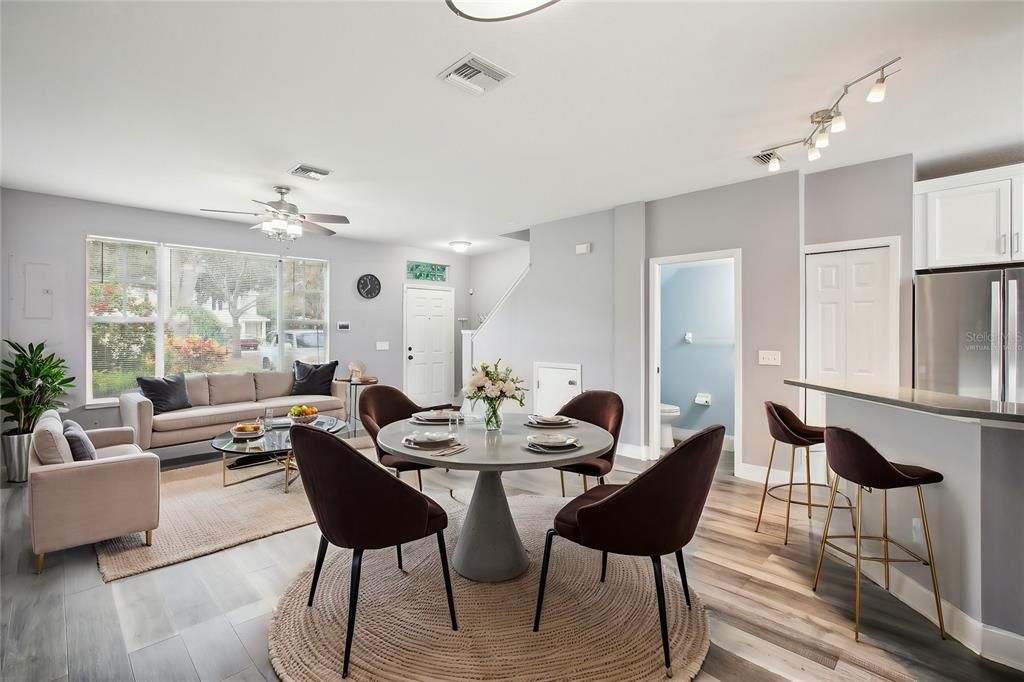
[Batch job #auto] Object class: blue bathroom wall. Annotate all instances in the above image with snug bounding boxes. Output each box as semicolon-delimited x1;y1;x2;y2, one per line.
660;259;735;434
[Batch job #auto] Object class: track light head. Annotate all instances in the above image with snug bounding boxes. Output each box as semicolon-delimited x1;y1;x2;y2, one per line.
815;127;830;148
831;112;847;132
807;145;821;161
767;153;781;172
867;76;887;103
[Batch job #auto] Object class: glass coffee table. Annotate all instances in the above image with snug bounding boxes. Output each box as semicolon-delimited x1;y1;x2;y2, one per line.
211;415;345;493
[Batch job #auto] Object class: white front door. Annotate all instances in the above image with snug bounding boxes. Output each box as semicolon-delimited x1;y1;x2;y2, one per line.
533;363;582;416
405;287;454;407
805;246;895;427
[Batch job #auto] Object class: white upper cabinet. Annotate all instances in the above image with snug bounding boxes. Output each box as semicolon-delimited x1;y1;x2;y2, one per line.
914;164;1023;270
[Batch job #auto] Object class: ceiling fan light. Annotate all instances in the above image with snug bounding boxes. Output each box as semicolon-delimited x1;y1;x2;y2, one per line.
815;128;830;148
449;240;472;253
767;154;781;172
867;77;886;103
830;112;846;132
286;220;303;238
807;146;821;161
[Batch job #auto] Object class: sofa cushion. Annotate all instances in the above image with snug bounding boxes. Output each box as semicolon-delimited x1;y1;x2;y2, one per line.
208;373;256;405
31;413;71;465
151;402;265;432
255;371;294;400
96;443;144;458
185;373;210;407
292;360;338;396
137;373;192;414
257;394;345;415
63;422;97;461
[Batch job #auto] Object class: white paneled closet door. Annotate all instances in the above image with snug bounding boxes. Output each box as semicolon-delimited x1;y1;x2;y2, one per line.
805;247;895;428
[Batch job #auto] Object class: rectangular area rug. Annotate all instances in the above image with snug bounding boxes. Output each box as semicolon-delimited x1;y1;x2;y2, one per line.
95;436;377;582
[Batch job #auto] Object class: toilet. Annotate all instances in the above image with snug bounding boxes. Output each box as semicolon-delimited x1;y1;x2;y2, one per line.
659;403;681;449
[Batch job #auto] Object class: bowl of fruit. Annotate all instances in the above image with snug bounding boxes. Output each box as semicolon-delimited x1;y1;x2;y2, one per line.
289;404;320;425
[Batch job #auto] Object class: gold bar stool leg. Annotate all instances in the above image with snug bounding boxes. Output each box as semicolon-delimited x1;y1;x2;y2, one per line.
784;445;796;545
416;469;423;492
805;446;813;518
145;530;153;547
559;470;566;497
35;553;45;575
854;485;864;642
812;473;841;590
754;439;777;533
882;489;890;591
582;475;589;492
918;485;947;639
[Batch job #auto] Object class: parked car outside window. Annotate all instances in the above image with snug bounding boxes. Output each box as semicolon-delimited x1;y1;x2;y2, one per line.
260;329;326;370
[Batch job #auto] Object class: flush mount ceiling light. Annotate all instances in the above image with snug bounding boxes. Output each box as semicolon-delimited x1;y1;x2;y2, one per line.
449;240;472;252
446;0;561;22
756;57;901;172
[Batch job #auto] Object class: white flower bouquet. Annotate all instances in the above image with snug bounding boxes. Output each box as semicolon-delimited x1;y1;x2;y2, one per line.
464;359;526;431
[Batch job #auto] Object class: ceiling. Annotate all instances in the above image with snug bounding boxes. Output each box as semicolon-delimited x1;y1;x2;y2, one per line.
3;1;1022;253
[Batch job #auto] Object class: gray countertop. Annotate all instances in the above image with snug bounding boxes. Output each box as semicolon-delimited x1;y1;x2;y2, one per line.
784;379;1024;424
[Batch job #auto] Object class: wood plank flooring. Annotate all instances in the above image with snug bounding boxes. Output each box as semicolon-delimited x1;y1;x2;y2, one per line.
2;450;1021;681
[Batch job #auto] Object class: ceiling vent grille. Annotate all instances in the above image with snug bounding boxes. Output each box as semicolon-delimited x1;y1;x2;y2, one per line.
438;53;513;95
289;163;331;181
750;152;775;167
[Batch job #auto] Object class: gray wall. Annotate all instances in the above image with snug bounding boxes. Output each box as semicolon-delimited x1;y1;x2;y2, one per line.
804;154;914;385
1;189;470;427
472;210;616;413
612;202;646;445
467;242;530;327
647;172;801;467
660;260;735;434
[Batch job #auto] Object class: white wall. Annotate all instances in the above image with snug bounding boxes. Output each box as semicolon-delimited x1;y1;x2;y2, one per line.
466;241;530;327
1;189;470;425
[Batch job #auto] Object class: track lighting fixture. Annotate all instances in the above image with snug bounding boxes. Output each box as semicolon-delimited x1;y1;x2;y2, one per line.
755;57;900;172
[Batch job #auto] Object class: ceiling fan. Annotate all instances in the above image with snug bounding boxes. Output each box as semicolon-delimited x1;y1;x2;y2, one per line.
201;186;349;240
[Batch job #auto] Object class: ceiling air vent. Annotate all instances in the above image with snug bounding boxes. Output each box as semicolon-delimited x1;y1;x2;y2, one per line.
438;53;513;95
289;163;331;181
750;152;775;167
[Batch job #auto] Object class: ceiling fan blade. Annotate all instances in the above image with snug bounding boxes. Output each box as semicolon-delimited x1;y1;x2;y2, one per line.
200;209;263;216
302;221;336;236
252;199;275;210
302;213;350;224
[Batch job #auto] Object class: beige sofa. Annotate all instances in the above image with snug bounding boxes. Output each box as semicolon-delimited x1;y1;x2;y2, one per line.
119;371;346;450
29;409;160;573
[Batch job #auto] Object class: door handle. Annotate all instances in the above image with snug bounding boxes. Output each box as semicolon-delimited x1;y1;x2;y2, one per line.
992;281;1003;402
1008;280;1019;402
408;346;412;351
408;355;414;360
1002;234;1008;254
567;379;578;386
1015;232;1021;255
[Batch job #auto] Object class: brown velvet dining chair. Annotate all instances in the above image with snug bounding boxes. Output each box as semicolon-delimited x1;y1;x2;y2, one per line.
290;424;458;679
360;384;454;491
533;425;724;678
552;390;624;496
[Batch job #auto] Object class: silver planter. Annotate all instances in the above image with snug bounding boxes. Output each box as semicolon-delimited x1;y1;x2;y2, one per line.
2;432;32;483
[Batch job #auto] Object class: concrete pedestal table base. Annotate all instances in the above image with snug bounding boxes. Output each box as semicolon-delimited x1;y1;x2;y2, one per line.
375;419;614;582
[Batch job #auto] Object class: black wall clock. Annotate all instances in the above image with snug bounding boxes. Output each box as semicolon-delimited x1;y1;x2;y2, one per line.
357;274;381;299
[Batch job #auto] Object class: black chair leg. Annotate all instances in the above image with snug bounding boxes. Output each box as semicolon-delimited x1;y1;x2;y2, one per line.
342;549;364;679
396;544;403;571
651;555;672;676
307;535;329;607
533;529;556;632
600;550;608;583
436;531;458;630
674;549;691;609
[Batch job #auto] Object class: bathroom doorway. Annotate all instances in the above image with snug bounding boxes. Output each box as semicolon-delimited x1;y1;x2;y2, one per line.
649;250;741;470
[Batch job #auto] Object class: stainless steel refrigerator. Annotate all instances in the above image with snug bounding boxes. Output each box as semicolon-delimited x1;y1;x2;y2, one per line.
915;266;1024;402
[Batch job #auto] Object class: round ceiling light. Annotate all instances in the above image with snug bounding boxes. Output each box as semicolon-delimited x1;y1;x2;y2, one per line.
449;241;472;253
446;0;561;22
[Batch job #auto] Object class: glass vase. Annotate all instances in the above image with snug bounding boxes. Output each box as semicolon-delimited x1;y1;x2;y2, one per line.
484;399;504;431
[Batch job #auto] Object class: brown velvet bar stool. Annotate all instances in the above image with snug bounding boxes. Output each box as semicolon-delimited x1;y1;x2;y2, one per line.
534;425;724;678
813;426;946;641
755;401;854;544
360;384;454;491
290;425;458;678
553;391;624;496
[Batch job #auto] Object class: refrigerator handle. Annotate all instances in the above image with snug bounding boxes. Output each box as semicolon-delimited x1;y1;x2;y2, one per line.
992;281;1002;402
1008;279;1019;403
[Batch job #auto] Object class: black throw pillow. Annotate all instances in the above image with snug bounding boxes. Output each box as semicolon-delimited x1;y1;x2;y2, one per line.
137;373;192;414
63;421;97;461
292;360;338;396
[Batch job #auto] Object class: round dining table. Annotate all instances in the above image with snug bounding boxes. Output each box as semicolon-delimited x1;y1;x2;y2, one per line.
377;417;614;582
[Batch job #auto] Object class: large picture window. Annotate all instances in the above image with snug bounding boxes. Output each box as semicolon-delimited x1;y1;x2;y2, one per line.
86;238;329;404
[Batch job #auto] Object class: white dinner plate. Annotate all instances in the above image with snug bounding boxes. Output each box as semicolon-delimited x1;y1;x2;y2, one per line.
413;409;463;422
526;433;578;448
528;414;571;425
404;431;456;446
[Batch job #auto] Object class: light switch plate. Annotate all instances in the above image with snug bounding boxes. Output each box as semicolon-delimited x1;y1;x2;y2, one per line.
375;341;389;351
758;350;781;366
337;321;350;331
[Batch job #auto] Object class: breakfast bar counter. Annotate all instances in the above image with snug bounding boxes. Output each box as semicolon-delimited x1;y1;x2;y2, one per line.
785;379;1024;670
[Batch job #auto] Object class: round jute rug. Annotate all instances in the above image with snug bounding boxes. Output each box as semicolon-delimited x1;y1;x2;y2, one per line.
269;495;710;681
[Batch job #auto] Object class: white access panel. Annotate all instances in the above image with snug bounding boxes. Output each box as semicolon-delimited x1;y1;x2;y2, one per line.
533;362;582;416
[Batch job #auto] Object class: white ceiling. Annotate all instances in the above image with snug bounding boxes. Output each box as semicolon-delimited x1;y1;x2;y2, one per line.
3;1;1022;252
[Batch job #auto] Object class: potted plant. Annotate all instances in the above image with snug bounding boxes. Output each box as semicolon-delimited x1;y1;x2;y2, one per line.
464;359;526;431
1;341;76;482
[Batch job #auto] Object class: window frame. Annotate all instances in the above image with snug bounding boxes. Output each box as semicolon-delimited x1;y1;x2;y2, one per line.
85;236;330;406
